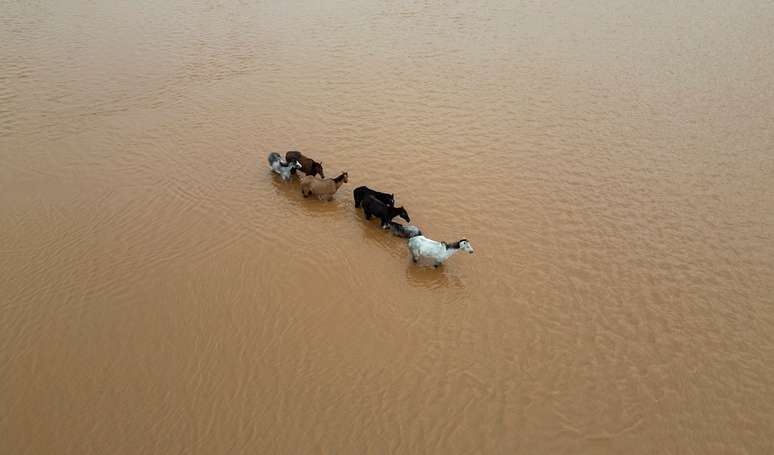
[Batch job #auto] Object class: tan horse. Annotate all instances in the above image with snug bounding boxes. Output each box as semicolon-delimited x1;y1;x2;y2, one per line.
300;172;348;200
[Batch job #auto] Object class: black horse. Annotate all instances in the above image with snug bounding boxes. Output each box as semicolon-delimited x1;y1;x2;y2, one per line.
353;186;394;208
362;194;410;228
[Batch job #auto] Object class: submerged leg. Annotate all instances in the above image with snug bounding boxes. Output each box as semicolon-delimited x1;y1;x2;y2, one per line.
410;249;419;263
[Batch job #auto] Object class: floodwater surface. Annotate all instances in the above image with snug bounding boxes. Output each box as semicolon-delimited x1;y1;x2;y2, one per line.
2;0;774;453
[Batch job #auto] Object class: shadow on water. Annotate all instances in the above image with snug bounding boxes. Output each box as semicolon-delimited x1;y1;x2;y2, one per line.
268;170;465;292
353;206;409;258
404;260;465;290
268;171;353;219
354;205;467;290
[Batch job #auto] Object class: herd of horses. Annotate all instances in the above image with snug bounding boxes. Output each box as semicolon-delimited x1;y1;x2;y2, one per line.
268;151;474;267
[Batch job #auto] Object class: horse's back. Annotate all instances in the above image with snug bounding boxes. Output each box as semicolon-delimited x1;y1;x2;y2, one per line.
285;151;303;163
355;186;393;206
408;235;425;250
409;235;441;255
301;175;329;194
300;175;314;188
362;194;383;211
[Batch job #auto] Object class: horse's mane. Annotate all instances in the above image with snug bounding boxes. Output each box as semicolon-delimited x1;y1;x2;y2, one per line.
445;239;467;250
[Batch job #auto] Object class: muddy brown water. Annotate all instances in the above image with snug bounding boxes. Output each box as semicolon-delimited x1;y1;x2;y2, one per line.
2;0;774;453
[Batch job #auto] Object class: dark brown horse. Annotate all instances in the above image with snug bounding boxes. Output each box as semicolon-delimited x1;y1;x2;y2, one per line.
285;151;324;178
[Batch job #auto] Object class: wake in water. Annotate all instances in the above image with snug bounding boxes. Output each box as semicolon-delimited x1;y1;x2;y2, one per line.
267;151;472;267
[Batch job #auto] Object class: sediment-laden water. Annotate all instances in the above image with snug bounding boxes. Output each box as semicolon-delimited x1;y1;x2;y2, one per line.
2;0;773;453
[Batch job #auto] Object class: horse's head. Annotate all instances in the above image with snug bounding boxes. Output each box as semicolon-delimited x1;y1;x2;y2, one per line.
291;160;302;169
332;171;348;184
314;161;324;178
396;207;410;223
458;239;474;254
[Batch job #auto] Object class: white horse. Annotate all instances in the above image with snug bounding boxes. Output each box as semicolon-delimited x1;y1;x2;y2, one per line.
268;152;301;181
408;235;474;267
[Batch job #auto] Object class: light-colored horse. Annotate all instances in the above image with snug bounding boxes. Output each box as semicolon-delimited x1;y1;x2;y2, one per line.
408;236;474;267
300;172;348;200
268;152;301;181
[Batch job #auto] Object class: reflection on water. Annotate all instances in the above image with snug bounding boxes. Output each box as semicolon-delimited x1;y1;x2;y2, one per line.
405;263;465;290
2;0;774;453
269;170;352;216
354;208;408;258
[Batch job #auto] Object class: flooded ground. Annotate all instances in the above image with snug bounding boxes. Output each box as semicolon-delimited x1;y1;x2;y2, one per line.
2;0;773;453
